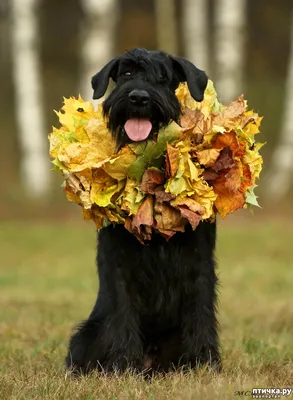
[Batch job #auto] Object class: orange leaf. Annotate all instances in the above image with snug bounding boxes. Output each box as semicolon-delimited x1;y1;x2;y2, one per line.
241;163;253;192
166;143;180;178
213;163;246;218
212;131;245;157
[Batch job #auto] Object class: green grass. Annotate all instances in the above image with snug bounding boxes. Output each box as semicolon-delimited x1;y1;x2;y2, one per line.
0;219;293;399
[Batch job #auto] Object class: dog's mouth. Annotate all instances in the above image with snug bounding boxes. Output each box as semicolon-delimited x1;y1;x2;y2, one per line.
124;118;152;142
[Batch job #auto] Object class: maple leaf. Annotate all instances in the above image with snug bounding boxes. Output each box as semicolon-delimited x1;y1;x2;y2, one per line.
155;190;176;203
212;163;246;218
180;108;204;129
124;218;152;243
177;206;201;230
245;185;261;208
176;80;222;116
212;131;245;157
141;168;165;194
243;142;264;183
196;149;220;167
154;202;185;232
166;143;180;178
212;96;246;130
50;80;264;243
103;146;136;181
127;122;181;182
202;169;219;181
50;112;116;173
121;178;144;215
132;195;154;231
213;147;235;172
170;196;205;215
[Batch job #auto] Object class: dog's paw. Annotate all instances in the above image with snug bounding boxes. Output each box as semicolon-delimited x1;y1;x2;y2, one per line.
104;354;145;374
180;345;221;372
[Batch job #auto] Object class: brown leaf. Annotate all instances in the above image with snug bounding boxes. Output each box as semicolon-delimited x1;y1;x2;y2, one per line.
154;202;185;231
177;206;201;230
192;115;212;137
212;96;246;129
141;168;165;194
158;229;182;240
155;189;176;203
166;143;180;178
180;108;204;129
212;163;246;217
125;217;152;244
170;197;205;215
202;169;220;181
196;149;220;167
201;147;235;182
223;167;242;193
213;147;235;172
132;195;154;231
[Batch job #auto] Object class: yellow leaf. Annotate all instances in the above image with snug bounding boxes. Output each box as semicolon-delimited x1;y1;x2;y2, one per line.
196;149;220;167
49;80;264;242
103;146;136;181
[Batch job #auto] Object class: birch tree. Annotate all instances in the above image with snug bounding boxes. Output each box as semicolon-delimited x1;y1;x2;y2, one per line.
155;0;178;55
79;0;118;102
11;0;50;196
266;15;293;200
214;0;246;103
182;0;209;71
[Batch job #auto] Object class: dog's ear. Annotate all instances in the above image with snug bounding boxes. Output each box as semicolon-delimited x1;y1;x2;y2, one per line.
170;56;208;102
91;57;120;99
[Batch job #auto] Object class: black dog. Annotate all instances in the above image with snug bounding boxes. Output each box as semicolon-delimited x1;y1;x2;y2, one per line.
66;48;221;374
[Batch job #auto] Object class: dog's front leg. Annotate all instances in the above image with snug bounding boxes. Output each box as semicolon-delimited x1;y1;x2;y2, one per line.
180;271;221;371
103;305;144;373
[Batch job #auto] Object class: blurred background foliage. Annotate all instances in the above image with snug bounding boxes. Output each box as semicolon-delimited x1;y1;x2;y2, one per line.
0;0;293;221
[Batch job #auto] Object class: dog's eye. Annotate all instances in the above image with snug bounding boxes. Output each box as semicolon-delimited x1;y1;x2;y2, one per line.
124;71;132;77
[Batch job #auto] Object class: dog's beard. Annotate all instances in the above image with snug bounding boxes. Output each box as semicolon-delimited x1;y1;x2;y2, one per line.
103;86;181;149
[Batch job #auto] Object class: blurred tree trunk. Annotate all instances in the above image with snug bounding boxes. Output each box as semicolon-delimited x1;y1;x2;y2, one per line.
182;0;209;71
11;0;50;196
266;15;293;200
214;0;246;103
155;0;178;55
79;0;118;101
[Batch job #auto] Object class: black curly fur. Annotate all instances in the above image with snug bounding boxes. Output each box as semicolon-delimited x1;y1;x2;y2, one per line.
65;48;221;374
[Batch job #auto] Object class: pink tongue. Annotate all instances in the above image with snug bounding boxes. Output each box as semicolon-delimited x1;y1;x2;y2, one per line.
124;119;152;141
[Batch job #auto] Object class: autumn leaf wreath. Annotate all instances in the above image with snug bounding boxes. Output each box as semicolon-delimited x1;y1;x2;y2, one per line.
49;81;264;243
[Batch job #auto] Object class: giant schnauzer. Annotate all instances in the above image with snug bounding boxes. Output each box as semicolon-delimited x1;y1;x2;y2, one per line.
66;48;221;374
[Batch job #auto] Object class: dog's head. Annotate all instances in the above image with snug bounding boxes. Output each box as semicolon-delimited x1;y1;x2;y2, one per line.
91;48;208;147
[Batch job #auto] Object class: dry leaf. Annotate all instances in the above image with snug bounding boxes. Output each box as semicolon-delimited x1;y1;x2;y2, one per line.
50;81;264;242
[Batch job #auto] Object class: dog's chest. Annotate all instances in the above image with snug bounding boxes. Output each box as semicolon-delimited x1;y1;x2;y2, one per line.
125;243;187;319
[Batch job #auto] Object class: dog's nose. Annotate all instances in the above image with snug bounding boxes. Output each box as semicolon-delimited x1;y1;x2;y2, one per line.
129;90;150;106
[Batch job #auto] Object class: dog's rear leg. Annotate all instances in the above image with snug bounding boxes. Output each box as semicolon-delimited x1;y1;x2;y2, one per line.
180;270;221;372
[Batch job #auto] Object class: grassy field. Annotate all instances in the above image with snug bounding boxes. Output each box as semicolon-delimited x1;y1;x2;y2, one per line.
0;219;293;399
